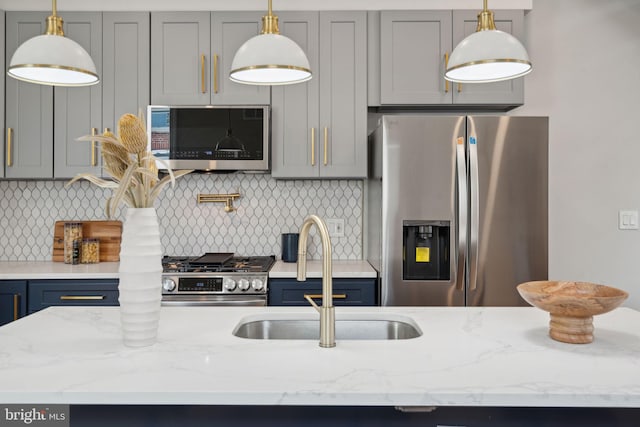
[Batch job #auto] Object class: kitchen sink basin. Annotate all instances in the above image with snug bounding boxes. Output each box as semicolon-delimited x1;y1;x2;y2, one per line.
232;312;422;340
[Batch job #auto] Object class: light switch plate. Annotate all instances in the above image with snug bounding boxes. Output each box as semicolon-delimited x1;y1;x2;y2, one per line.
618;210;639;230
326;218;345;237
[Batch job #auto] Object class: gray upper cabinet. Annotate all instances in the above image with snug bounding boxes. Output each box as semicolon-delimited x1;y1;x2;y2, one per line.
151;12;269;106
102;12;150;136
271;11;367;179
451;10;524;105
0;10;4;178
211;12;270;105
372;9;525;107
380;11;452;105
5;11;148;180
54;12;102;179
151;12;210;105
5;12;53;179
271;12;319;178
318;12;367;178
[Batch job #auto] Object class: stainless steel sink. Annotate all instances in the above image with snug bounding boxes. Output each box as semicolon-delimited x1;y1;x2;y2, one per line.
232;313;422;340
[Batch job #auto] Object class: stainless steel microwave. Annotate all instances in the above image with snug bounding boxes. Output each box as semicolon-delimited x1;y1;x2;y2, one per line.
147;105;270;172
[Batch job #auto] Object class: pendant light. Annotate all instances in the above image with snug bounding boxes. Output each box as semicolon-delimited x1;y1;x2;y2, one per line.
230;0;311;86
445;0;531;83
7;0;99;87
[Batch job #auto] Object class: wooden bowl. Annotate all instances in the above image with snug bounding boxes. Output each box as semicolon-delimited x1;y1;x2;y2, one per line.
517;281;628;344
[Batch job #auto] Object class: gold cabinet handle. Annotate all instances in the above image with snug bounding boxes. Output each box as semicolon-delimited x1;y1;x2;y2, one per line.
7;128;13;167
59;295;106;301
311;127;316;166
200;54;206;94
458;83;462;93
213;54;219;94
91;127;98;166
13;294;20;321
323;127;328;166
304;294;347;300
444;52;450;93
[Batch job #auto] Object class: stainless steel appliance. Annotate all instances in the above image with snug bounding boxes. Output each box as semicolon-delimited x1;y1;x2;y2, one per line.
161;253;275;306
367;115;548;306
147;105;270;172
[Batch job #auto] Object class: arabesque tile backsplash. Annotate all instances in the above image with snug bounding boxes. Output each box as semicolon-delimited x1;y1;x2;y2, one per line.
0;175;363;261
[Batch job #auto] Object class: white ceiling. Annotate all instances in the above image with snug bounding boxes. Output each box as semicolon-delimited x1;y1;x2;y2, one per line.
0;0;533;12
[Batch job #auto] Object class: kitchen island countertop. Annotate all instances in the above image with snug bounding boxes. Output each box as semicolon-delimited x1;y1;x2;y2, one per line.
1;305;639;407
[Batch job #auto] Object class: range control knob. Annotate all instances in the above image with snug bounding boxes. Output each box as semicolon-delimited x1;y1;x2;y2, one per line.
251;279;264;291
238;279;250;291
224;278;237;291
162;278;176;292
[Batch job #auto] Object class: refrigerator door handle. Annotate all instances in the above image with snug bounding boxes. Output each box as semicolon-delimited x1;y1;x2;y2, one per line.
468;136;480;291
455;137;467;292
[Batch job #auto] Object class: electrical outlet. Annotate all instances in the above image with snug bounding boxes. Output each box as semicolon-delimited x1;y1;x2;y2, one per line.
326;218;345;237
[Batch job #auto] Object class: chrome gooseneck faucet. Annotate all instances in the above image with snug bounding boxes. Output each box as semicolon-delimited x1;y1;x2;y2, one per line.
296;214;335;348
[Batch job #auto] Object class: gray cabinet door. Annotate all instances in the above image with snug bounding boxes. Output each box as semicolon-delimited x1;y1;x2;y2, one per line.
318;11;367;178
211;12;270;105
452;10;525;106
5;12;53;179
151;12;211;105
54;12;102;179
0;10;4;178
380;11;452;105
271;12;320;178
102;12;150;136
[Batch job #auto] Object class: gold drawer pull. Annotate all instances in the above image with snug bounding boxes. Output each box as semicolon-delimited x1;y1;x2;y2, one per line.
444;52;450;93
311;128;316;166
213;54;219;94
303;293;347;300
60;295;106;301
13;294;20;320
201;54;206;94
7;128;13;167
323;127;328;166
91;127;98;166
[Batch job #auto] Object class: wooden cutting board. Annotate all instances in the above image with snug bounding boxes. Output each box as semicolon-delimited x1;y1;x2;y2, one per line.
52;220;122;262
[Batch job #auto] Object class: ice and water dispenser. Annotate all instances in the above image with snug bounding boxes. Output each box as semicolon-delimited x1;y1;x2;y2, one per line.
403;220;450;281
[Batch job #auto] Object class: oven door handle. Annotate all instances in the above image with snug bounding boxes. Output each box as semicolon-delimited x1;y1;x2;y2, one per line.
161;295;267;307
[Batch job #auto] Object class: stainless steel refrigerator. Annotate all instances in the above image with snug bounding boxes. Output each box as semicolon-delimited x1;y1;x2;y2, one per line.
367;115;548;306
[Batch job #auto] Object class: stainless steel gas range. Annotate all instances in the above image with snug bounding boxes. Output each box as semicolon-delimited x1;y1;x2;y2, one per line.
161;253;275;307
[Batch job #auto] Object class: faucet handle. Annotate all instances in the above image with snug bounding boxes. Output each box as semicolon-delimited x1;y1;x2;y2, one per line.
303;294;321;313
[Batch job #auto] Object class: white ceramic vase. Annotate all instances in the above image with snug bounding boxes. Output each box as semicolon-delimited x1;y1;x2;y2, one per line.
118;207;163;347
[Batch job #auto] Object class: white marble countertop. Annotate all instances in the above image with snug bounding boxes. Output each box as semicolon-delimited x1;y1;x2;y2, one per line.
0;260;376;280
269;260;377;278
1;306;639;407
0;261;120;280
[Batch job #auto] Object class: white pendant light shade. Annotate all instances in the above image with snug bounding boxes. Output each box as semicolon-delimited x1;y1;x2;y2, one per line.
6;0;99;87
229;0;311;86
8;34;99;87
445;0;532;83
445;30;531;83
230;33;311;85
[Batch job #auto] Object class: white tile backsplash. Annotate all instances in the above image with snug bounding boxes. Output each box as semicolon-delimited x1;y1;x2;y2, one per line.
0;175;363;261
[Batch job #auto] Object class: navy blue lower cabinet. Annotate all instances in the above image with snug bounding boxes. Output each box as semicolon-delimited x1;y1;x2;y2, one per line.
28;279;119;314
69;405;640;427
268;278;378;306
0;281;27;326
